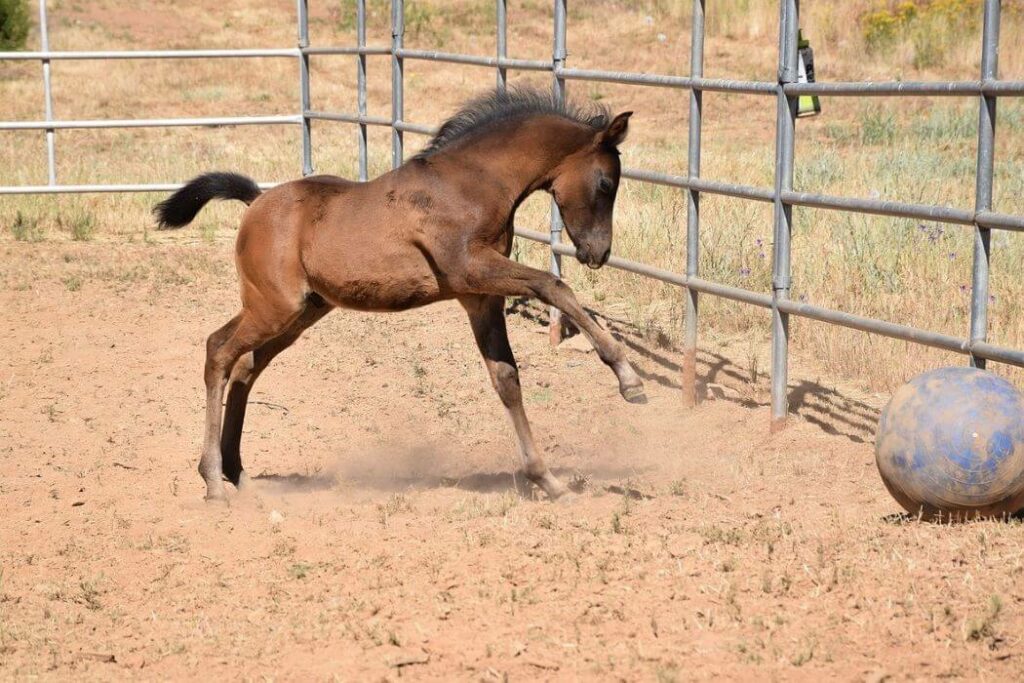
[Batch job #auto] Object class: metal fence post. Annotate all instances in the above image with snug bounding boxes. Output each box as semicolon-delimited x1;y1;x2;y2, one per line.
391;0;405;170
682;0;705;407
297;0;313;175
549;0;567;346
970;0;1000;369
770;0;799;431
357;0;369;181
39;0;56;185
496;0;508;91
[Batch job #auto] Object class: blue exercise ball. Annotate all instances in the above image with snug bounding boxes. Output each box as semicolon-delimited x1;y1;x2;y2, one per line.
875;366;1024;520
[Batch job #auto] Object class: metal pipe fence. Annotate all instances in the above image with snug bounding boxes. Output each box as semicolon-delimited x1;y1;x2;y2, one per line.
2;0;1023;429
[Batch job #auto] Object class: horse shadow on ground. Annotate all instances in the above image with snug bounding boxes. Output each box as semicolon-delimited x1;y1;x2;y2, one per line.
253;298;881;498
505;296;880;445
254;466;652;499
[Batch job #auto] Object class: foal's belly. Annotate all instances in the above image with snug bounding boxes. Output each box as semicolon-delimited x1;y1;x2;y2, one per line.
302;235;449;312
310;272;446;312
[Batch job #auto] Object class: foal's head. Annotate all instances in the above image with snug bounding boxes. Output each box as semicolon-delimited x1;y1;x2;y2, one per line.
551;111;632;269
416;88;633;269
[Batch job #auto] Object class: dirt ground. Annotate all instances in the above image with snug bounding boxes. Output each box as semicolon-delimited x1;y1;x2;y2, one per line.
0;238;1022;681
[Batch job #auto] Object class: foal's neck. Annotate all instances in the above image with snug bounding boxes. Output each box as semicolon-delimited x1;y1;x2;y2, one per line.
440;116;593;210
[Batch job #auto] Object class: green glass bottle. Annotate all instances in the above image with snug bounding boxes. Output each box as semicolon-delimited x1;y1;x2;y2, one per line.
797;29;821;118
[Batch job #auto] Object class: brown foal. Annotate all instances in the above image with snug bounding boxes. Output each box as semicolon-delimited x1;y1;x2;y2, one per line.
155;88;645;502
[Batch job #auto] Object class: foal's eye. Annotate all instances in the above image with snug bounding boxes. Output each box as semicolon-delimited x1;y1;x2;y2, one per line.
598;177;614;194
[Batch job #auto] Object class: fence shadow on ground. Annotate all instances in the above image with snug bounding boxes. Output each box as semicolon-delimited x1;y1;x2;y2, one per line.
506;297;880;444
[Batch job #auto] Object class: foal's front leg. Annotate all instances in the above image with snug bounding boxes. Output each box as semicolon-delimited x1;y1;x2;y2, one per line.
460;295;570;500
463;250;646;403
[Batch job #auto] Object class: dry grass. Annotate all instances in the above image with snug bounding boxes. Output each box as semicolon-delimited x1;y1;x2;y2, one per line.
1;0;1023;393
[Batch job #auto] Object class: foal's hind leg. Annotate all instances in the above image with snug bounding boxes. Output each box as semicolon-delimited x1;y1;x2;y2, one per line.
460;295;570;500
201;311;295;501
220;301;332;488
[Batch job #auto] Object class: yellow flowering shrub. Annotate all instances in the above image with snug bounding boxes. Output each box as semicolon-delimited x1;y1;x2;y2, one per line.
860;0;979;52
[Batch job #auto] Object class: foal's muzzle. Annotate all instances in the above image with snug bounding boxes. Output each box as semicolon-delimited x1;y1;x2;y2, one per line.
576;245;612;270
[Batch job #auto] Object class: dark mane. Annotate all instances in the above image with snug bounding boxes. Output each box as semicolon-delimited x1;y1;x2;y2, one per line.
414;86;609;159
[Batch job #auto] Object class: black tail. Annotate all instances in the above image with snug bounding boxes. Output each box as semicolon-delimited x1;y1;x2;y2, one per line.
153;172;262;229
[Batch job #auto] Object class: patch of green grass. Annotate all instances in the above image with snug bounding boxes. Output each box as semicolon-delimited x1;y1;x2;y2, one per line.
697;524;745;546
10;212;44;242
405;3;438;39
965;594;1003;642
910;104;975;142
78;577;103;611
823;121;857;144
289;562;313;580
794;152;843;191
860;105;897;145
0;0;30;51
182;86;227;102
655;665;680;683
198;222;218;244
527;387;553;404
62;211;96;241
376;493;411;527
611;495;632;534
789;638;815;667
446;492;518;522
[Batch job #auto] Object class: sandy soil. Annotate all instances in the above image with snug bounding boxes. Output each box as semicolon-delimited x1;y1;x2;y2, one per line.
1;239;1022;681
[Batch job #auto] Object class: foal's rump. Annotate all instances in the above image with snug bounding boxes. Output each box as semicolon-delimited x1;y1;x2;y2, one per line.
153;171;355;232
153;170;445;313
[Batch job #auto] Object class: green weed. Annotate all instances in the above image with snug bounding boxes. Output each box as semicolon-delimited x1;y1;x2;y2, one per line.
10;212;44;242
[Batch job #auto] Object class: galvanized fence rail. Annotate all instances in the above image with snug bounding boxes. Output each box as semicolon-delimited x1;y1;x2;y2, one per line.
2;0;1023;430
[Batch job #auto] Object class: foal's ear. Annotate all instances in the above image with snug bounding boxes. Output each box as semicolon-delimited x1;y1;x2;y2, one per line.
596;111;633;148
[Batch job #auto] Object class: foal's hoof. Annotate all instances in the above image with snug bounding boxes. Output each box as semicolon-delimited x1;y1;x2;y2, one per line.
546;487;577;504
621;385;648;404
204;486;228;504
234;471;254;493
553;490;578;505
